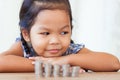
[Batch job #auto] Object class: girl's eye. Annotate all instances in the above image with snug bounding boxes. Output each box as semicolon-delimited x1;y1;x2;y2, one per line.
61;31;68;35
40;32;50;35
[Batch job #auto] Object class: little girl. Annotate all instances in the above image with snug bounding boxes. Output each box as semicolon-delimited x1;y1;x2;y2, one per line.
0;0;119;72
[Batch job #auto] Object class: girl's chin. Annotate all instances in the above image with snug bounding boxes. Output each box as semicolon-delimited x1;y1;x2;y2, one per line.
37;52;63;57
42;54;61;58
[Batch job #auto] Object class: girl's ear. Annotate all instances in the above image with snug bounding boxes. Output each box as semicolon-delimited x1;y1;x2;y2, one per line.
21;29;30;42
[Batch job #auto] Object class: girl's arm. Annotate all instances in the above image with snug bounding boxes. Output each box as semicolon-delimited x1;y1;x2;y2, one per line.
0;55;34;72
0;41;34;72
30;48;120;72
1;41;23;56
68;48;120;72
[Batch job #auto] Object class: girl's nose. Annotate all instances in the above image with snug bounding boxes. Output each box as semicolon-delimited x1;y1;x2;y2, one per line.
49;36;60;45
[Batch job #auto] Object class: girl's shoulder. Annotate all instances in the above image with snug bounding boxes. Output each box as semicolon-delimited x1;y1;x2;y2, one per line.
15;37;36;58
62;43;85;56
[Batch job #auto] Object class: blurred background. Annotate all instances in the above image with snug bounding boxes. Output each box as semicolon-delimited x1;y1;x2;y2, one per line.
0;0;120;59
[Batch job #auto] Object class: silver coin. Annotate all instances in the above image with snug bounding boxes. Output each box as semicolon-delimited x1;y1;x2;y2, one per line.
44;62;52;77
53;64;60;77
62;64;70;77
35;60;43;77
71;66;80;77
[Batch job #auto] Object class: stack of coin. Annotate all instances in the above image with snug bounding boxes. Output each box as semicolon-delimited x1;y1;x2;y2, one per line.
71;66;80;77
34;60;43;77
53;64;61;77
44;62;52;77
62;64;70;77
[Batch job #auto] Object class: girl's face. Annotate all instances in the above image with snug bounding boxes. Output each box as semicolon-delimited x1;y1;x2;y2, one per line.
25;10;71;57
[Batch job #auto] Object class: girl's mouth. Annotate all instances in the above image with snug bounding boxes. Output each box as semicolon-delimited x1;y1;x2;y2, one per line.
47;49;60;54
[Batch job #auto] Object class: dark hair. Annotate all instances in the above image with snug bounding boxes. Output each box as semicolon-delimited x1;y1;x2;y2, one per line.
19;0;73;55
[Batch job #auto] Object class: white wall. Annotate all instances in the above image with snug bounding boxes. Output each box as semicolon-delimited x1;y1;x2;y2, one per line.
0;0;22;52
0;0;120;59
70;0;120;58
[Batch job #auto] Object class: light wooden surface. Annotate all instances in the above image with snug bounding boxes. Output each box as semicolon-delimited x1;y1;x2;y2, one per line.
0;72;120;80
